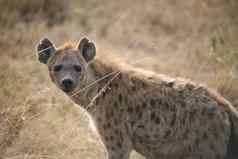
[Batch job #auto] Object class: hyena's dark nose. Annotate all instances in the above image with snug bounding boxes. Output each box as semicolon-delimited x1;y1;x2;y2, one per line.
62;78;74;92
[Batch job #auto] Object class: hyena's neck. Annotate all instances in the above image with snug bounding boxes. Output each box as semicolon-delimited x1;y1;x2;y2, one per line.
70;58;121;113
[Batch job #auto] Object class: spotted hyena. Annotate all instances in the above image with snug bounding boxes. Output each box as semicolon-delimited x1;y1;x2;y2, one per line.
36;38;238;159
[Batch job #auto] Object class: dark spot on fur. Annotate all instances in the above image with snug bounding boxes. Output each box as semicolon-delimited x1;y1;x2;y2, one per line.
138;112;143;119
142;102;147;109
144;134;150;139
195;138;200;146
151;112;156;121
117;142;122;148
105;136;109;141
131;121;135;127
104;123;111;129
110;110;114;117
125;124;129;133
107;123;111;128
181;104;186;108
114;129;119;135
102;91;106;98
103;124;107;130
166;101;175;111
110;146;115;151
187;145;192;152
124;96;128;104
114;83;119;89
142;82;146;88
95;98;100;105
114;118;119;125
110;135;114;141
189;110;196;122
162;101;168;109
119;153;124;158
155;117;160;124
132;84;136;91
138;125;145;129
170;113;176;126
157;98;162;105
150;99;155;106
127;107;133;113
203;132;208;140
215;154;222;159
153;134;159;138
119;133;124;141
164;130;171;138
183;131;189;139
210;143;215;150
214;130;219;139
106;110;114;119
136;105;140;112
201;108;206;115
114;102;118;107
119;94;123;103
138;138;144;144
97;117;102;123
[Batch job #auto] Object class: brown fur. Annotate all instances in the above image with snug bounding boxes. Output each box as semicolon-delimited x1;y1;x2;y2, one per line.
39;40;238;159
56;42;75;52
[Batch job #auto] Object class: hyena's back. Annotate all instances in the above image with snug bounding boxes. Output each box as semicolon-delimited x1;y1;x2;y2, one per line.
123;73;238;159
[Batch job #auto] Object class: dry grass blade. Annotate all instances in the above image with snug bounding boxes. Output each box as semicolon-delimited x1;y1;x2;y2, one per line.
71;56;155;98
83;56;160;110
71;70;119;97
85;71;121;110
38;46;54;54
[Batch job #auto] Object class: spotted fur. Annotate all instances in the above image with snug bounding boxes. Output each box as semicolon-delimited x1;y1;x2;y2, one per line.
37;38;238;159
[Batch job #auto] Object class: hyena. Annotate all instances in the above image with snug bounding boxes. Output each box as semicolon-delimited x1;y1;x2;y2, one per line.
36;37;238;159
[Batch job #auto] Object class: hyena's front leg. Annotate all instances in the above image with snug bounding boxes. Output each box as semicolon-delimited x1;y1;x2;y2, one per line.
102;128;132;159
106;146;131;159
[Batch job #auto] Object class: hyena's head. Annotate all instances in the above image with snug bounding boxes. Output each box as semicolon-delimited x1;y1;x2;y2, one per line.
36;38;96;94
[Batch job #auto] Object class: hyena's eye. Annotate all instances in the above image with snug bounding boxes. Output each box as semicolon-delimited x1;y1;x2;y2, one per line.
74;65;82;72
53;65;62;72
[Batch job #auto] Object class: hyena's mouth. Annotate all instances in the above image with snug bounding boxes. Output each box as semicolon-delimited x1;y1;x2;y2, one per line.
62;87;73;93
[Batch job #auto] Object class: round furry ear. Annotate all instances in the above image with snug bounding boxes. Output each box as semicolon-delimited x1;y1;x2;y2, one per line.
77;38;96;62
36;38;56;64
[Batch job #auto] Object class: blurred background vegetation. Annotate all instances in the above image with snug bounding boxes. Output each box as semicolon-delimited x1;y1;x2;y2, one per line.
0;0;238;158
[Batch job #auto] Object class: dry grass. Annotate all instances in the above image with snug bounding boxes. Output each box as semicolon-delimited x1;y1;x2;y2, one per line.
0;0;238;159
0;0;68;28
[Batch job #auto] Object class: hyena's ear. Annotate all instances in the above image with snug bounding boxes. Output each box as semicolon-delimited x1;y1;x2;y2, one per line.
77;38;96;62
36;38;56;64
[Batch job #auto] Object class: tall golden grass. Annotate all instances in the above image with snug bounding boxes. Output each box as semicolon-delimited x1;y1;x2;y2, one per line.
0;0;68;28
